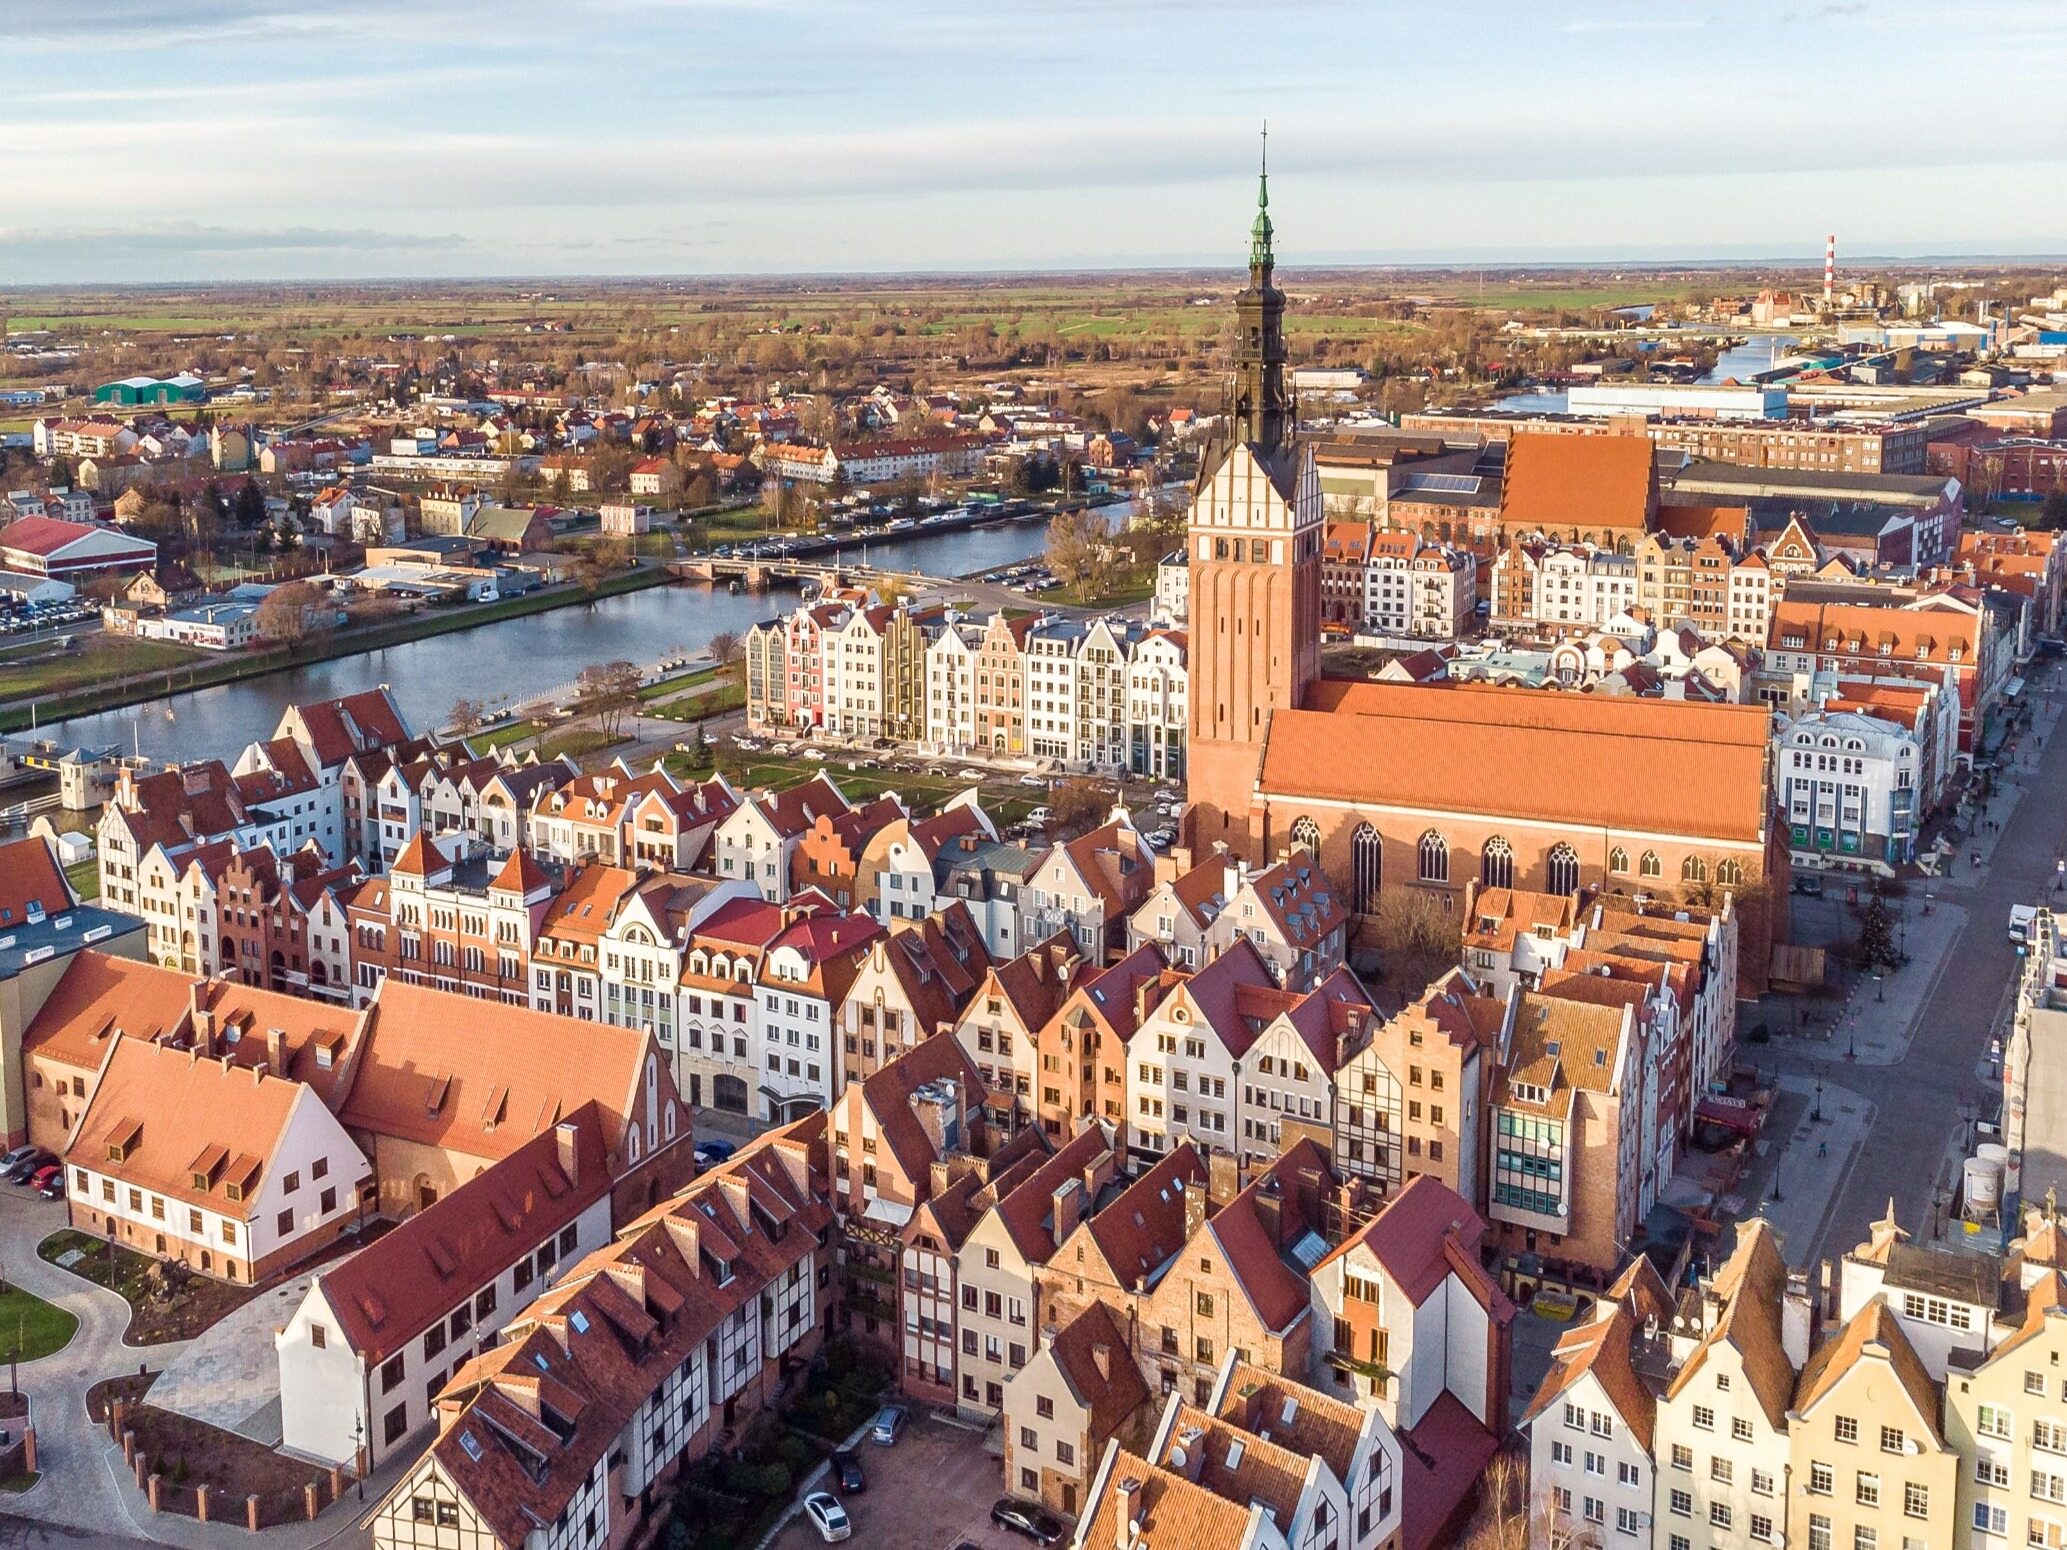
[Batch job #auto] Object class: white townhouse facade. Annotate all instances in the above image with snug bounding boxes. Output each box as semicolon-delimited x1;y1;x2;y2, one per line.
925;622;982;756
1774;707;1921;872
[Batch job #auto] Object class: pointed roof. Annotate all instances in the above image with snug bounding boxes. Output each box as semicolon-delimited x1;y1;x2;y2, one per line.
1666;1219;1796;1431
1792;1295;1944;1444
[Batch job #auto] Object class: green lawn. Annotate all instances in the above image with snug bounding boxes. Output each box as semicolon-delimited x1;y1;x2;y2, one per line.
64;859;99;901
638;665;721;702
541;728;630;762
0;1285;79;1362
1041;576;1157;609
466;718;547;754
0;638;205;701
713;750;1045;826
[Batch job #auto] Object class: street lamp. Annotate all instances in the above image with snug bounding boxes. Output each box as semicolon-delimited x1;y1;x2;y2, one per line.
353;1414;365;1501
1812;1076;1824;1124
1770;1156;1784;1204
1874;972;1885;1004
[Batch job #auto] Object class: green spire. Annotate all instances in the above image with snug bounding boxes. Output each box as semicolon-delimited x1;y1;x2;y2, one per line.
1249;122;1274;269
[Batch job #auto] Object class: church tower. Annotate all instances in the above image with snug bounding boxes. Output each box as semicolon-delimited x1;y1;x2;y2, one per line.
1184;134;1323;859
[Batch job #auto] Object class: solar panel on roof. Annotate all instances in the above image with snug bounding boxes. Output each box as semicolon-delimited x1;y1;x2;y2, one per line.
1399;472;1482;495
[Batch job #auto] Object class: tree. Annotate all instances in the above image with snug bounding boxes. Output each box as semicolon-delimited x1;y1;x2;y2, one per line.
234;479;268;530
1459;1452;1579;1550
707;631;743;679
1858;888;1897;970
1045;509;1107;594
1368;889;1462;998
254;580;326;646
2041;487;2067;532
576;659;643;740
449;698;486;741
1044;778;1114;839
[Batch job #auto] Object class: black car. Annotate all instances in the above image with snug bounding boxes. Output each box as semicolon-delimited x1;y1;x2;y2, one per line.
829;1449;865;1493
4;1150;54;1184
990;1498;1064;1545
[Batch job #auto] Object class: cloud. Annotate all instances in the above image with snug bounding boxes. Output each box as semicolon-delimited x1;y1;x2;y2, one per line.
0;221;470;261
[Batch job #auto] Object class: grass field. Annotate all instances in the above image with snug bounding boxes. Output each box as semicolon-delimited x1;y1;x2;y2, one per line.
0;1285;78;1363
712;749;1048;826
0;637;204;701
1041;577;1157;608
65;859;99;900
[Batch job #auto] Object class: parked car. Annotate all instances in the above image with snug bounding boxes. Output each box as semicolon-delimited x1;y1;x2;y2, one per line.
829;1450;866;1493
1025;807;1052;826
1018;772;1046;787
0;1144;42;1176
693;1140;737;1169
801;748;827;761
990;1498;1065;1545
26;1164;63;1192
869;1405;908;1446
5;1150;54;1184
802;1492;851;1543
36;1176;65;1201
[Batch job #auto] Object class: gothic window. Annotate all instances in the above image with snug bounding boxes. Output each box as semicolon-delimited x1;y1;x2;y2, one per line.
1352;825;1382;916
1608;847;1629;875
1717;859;1744;888
1546;844;1580;897
1481;837;1514;891
1639;851;1662;880
1418;832;1449;885
1290;817;1320;855
1682;856;1709;884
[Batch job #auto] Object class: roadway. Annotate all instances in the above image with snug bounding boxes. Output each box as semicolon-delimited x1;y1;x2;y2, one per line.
1756;659;2065;1260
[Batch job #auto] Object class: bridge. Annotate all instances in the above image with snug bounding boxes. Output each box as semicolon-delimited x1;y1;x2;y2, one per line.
666;558;958;592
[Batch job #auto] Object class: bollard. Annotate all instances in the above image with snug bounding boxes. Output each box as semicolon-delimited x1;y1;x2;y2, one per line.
135;1452;148;1489
305;1482;320;1521
21;1425;33;1474
247;1493;261;1533
110;1398;125;1439
122;1427;135;1466
197;1483;211;1523
329;1463;345;1499
146;1473;161;1513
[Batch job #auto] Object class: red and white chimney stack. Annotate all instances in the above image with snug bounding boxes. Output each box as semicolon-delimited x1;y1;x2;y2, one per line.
1824;234;1836;308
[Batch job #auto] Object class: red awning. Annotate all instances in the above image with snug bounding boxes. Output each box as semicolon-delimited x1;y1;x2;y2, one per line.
1695;1096;1764;1137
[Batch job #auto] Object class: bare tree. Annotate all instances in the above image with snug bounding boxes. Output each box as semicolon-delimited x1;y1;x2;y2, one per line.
1368;888;1463;998
255;580;326;646
576;660;643;740
449;698;486;741
707;631;744;677
1044;777;1114;839
1045;509;1106;594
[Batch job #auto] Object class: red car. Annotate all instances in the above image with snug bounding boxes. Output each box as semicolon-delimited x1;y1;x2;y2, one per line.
26;1164;62;1192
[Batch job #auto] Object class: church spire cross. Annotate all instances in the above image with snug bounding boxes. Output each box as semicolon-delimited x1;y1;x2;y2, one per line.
1250;122;1274;270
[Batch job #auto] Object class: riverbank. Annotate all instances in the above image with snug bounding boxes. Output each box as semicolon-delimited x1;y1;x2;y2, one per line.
0;563;670;736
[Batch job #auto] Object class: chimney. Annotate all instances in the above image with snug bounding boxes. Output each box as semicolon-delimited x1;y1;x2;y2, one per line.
265;1026;287;1073
555;1120;580;1189
1091;1341;1112;1382
1255;1182;1284;1251
1182;1178;1206;1245
1133;976;1158;1031
909;1079;961;1160
1051;1176;1084;1243
1207;1150;1242;1208
1081;1146;1119;1202
1113;1478;1142;1550
1782;1268;1817;1370
1171;1424;1207;1483
191;1005;216;1056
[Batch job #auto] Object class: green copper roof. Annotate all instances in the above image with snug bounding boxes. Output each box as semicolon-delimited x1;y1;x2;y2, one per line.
1249;127;1274;268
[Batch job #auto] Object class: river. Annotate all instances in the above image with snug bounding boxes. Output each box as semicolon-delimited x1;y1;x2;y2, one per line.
1492;333;1804;414
44;519;1056;764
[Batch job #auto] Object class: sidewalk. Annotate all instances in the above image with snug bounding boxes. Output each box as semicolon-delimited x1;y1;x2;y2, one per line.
1786;899;1967;1067
1751;1072;1878;1267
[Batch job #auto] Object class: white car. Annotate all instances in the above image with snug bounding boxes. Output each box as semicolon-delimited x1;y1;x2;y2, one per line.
1026;806;1052;826
803;1492;852;1543
802;747;827;761
1018;773;1046;787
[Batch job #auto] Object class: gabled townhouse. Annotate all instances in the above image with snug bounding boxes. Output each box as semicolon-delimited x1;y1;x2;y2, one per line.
348;842;560;1008
1333;968;1503;1204
1786;1295;1956;1550
1127;937;1282;1164
524;766;675;868
754;900;882;1122
856;794;995;925
1125;627;1188;779
215;840;361;1001
1027;942;1175;1146
974;611;1037;756
1131;848;1348;989
960;1126;1120;1420
1946;1264;2067;1550
951;932;1095;1119
528;863;643;1022
673;894;785;1115
710;774;851;902
276;1112;615;1467
924;618;983;756
1652;1221;1801;1550
835;903;992;1088
1235;967;1377;1169
1003;1299;1148;1518
621;774;737;871
63;1035;373;1283
942;835;1048;958
1306;1174;1514;1435
1020;815;1154;964
788;794;906;911
594;872;758;1053
1523;1258;1677;1549
369;1122;834;1550
826;1034;1038;1351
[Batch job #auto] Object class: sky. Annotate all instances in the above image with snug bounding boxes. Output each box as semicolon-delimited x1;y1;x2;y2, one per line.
2;0;2065;283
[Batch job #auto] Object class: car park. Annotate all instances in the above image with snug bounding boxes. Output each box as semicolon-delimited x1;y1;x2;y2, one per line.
802;1492;852;1543
26;1164;62;1192
5;1149;54;1184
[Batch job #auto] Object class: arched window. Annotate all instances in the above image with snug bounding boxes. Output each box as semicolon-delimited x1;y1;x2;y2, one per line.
1639;850;1662;880
1352;824;1382;915
1481;837;1514;890
1418;831;1450;885
1608;847;1630;876
1717;859;1744;888
1290;816;1321;854
1546;843;1580;897
1682;856;1709;884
